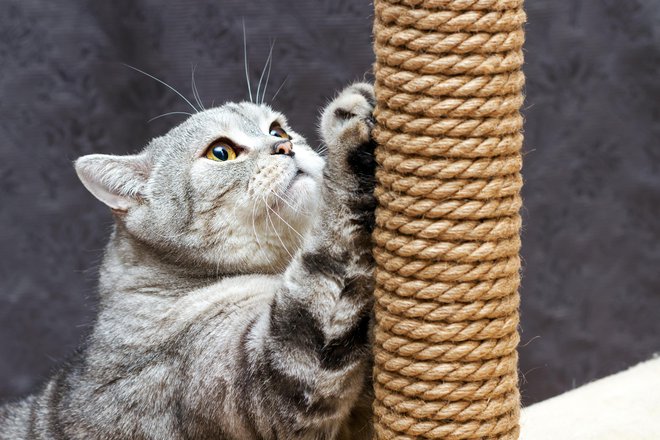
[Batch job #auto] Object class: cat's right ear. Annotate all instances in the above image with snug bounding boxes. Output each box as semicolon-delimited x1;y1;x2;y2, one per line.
75;153;151;212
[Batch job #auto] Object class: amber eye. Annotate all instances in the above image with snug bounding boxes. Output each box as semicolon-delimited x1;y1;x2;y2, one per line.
269;123;290;140
205;140;237;161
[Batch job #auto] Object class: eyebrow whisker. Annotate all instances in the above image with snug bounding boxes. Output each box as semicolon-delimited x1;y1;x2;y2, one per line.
191;64;206;111
148;111;194;123
256;41;275;106
242;21;253;103
123;63;199;113
271;75;289;104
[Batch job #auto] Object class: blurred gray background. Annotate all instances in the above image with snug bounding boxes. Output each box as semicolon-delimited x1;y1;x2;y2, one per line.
1;0;659;406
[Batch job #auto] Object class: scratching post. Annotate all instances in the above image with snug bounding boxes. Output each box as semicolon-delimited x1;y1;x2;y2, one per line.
371;1;526;438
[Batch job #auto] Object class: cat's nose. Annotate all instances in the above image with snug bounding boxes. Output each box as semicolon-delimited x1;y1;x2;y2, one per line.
271;140;295;157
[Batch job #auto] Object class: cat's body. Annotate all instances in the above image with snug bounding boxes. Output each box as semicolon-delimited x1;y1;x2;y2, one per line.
0;83;377;439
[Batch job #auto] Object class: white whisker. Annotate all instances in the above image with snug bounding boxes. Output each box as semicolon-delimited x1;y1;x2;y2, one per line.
316;144;328;155
259;41;275;105
123;63;199;113
148;111;194;123
191;64;205;111
272;189;311;216
262;56;274;105
242;21;253;103
263;195;294;261
271;190;298;212
266;193;304;239
270;76;288;104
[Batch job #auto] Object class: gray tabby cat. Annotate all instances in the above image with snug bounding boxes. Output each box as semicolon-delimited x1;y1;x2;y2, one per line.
0;82;377;439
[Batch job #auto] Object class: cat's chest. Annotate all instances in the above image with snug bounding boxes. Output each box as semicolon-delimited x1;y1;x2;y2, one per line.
171;274;280;324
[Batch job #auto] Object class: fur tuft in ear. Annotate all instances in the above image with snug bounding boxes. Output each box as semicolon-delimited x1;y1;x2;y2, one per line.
75;154;151;211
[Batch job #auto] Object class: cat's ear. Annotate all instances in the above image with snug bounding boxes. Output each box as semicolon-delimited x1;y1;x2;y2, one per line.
75;153;151;211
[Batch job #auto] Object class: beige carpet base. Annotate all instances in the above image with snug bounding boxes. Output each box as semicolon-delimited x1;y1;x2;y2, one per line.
520;357;660;440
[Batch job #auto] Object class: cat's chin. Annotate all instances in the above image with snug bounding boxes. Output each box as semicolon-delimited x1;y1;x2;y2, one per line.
283;174;319;210
288;171;312;190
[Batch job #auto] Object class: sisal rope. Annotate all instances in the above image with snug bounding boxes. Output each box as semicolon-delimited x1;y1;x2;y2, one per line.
371;0;526;438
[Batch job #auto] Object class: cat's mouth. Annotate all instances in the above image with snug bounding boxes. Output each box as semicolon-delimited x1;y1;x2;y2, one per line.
290;168;304;182
285;168;308;192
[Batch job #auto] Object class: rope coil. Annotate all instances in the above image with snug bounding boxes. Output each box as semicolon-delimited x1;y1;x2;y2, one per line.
372;0;525;438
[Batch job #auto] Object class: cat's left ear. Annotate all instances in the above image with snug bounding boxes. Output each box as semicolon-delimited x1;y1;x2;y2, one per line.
75;153;151;211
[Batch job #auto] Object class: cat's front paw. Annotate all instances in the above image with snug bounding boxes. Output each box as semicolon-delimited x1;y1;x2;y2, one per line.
321;83;375;149
320;83;376;191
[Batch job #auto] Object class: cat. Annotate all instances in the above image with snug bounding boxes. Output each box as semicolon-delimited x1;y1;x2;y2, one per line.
0;82;377;439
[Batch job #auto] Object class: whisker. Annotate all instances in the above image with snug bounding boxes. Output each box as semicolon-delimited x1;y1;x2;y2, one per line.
148;111;194;123
272;190;311;216
256;201;286;274
271;190;298;212
263;195;294;261
257;41;275;105
261;47;274;105
123;63;199;113
316;144;328;155
270;75;289;104
266;193;304;239
191;64;205;111
255;42;273;106
242;21;253;103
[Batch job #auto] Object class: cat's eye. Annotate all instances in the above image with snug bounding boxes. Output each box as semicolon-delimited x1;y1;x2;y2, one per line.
206;140;237;162
269;123;290;140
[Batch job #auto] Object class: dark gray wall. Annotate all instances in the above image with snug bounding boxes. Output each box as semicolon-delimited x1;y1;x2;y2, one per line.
1;0;659;406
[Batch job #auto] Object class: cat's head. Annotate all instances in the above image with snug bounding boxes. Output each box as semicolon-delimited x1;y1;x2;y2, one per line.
75;102;324;274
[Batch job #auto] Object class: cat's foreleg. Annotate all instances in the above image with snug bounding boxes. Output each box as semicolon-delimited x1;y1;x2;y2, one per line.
251;83;377;438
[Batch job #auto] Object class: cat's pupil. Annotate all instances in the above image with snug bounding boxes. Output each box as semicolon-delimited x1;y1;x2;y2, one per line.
270;129;281;138
212;146;229;161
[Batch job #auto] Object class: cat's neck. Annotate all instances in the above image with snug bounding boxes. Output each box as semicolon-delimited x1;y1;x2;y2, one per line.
99;223;218;297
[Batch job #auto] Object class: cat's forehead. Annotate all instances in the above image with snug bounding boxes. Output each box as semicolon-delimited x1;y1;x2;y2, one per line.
202;102;283;134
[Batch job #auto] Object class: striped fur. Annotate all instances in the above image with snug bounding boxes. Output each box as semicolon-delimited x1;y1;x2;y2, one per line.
0;83;376;439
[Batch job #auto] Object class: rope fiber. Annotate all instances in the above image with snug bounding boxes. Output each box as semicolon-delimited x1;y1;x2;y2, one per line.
371;0;526;438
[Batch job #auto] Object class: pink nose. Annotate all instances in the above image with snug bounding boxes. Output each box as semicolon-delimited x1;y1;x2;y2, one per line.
272;140;294;157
